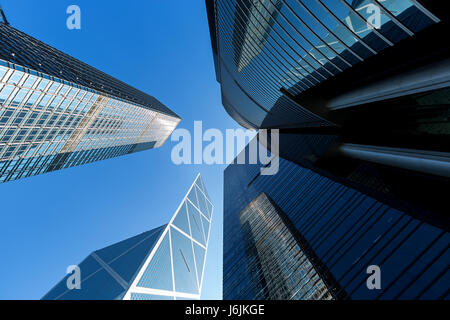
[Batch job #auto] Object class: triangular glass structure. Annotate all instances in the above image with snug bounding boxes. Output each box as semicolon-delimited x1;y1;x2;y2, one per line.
196;185;210;219
196;175;208;199
187;186;199;209
95;227;164;264
42;173;213;301
186;200;206;246
42;225;165;300
172;201;190;236
201;214;210;242
193;242;206;288
170;227;198;294
136;232;173;291
205;200;213;218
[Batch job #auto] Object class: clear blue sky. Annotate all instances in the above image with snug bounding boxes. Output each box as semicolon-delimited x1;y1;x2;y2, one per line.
0;0;241;299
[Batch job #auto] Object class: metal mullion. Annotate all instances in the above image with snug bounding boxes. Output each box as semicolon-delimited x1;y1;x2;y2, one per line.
229;0;317;86
39;138;56;157
79;99;95;117
42;136;59;155
369;0;413;36
315;0;378;54
64;88;82;113
40;133;58;156
57;105;77;133
227;0;319;86
294;255;330;300
331;215;412;295
25;74;43;98
338;0;394;45
0;83;14;107
107;114;122;138
12;100;30;128
76;93;94;115
166;227;176;294
31;80;53;111
60;110;77;132
0;67;14;83
3;85;20;107
127;106;139;139
17;72;29;87
5;143;20;161
346;221;424;297
218;2;310;91
321;201;382;267
100;116;115;140
31;141;47;158
280;0;353;68
219;12;308;96
121;103;134;133
189;224;201;291
220;44;282;106
68;91;85;113
258;0;339;75
409;0;440;23
99;114;116;144
38;92;61;122
377;231;446;300
3;101;23;130
73;91;89;114
218;0;303;91
8;69;26;87
26;77;55;112
103;114;117;139
114;102;129;141
63;88;86;123
111;117;123;140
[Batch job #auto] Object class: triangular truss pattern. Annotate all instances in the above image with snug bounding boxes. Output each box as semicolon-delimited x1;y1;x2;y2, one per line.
42;174;213;301
124;173;213;300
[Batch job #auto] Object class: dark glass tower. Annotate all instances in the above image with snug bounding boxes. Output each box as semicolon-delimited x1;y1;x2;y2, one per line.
0;20;180;183
239;192;336;299
43;174;213;300
208;0;449;300
206;0;450;179
206;0;448;130
224;136;449;300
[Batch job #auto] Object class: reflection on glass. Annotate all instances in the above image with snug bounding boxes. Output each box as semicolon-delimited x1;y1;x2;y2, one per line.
239;192;334;300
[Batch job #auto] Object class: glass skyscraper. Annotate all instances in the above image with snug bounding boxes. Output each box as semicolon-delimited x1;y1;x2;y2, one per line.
206;0;449;177
239;192;335;300
223;137;449;300
43;174;213;300
207;0;449;300
206;0;446;130
0;20;180;183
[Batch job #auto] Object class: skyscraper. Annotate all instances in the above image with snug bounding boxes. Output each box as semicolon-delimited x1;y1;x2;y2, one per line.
206;0;447;132
238;192;337;300
43;174;213;300
223;136;449;300
0;19;180;183
207;0;449;299
206;0;449;210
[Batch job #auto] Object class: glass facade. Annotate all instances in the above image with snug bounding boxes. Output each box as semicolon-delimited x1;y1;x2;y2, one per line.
239;192;335;299
223;138;449;300
206;0;440;128
43;174;213;300
0;22;180;183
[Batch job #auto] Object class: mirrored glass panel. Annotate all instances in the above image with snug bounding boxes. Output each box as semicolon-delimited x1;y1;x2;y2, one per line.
171;227;199;294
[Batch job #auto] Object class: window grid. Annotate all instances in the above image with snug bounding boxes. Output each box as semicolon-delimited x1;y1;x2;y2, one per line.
0;64;179;183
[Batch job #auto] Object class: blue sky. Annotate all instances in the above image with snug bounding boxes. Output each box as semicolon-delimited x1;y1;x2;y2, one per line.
0;0;242;299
